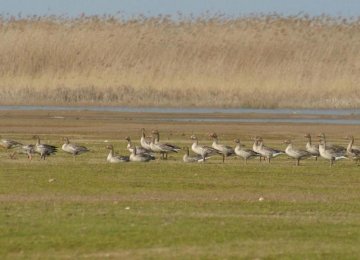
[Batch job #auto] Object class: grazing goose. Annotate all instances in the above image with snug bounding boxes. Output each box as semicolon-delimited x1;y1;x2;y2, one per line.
129;146;155;162
33;135;58;160
345;136;360;164
183;146;207;163
209;132;235;163
0;137;22;149
125;136;152;155
234;139;260;164
13;144;36;160
106;145;129;163
190;135;220;162
62;137;89;159
304;133;320;160
140;128;152;151
0;137;23;159
284;139;312;166
317;134;347;166
150;130;180;159
256;137;284;163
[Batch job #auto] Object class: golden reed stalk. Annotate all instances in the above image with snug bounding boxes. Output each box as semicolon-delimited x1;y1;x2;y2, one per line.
0;14;359;108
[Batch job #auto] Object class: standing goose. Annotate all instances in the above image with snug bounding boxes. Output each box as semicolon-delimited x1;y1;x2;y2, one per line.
129;146;155;162
345;135;360;164
209;132;235;163
62;137;89;159
345;135;360;152
183;146;207;163
33;135;58;160
0;136;23;159
317;134;347;166
304;133;320;160
317;133;346;153
256;137;284;163
140;128;152;151
125;136;152;155
150;130;180;159
284;139;312;166
234;139;260;164
190;135;220;162
106;145;129;163
252;136;265;162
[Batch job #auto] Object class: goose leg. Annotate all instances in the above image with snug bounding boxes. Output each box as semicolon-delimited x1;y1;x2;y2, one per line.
296;159;300;166
222;154;225;163
315;156;318;161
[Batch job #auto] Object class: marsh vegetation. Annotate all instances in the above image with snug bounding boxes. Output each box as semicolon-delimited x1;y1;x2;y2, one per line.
1;14;360;108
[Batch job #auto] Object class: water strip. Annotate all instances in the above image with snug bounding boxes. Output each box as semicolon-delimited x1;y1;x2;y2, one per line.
0;105;359;116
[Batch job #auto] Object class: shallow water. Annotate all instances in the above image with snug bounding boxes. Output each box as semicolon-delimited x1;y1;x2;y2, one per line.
159;117;360;125
1;105;360;115
1;105;359;125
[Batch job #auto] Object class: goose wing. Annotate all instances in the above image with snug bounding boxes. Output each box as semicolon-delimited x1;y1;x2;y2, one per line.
202;145;221;155
156;142;179;152
327;144;346;153
69;143;89;154
36;144;58;155
114;155;130;162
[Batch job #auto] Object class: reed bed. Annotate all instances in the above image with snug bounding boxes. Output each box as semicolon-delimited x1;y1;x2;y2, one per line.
1;14;360;108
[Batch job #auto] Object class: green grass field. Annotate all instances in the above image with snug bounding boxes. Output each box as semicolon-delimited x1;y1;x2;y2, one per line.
1;111;360;259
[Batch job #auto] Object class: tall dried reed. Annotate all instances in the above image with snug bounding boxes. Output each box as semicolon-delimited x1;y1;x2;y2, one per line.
1;14;360;108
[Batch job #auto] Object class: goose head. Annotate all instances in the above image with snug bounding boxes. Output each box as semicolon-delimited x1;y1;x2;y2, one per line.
151;130;159;135
283;139;292;145
190;135;197;140
317;133;326;139
183;146;190;155
141;128;146;137
234;138;245;147
32;135;41;144
304;133;311;139
106;144;114;150
208;132;218;139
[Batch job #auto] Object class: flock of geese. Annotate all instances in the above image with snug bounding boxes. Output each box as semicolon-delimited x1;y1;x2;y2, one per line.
1;129;359;167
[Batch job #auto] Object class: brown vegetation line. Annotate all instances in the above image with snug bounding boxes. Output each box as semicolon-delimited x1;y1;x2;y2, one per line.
0;15;360;108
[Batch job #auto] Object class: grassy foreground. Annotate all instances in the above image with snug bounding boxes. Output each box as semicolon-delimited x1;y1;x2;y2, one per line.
1;110;360;258
1;15;360;108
